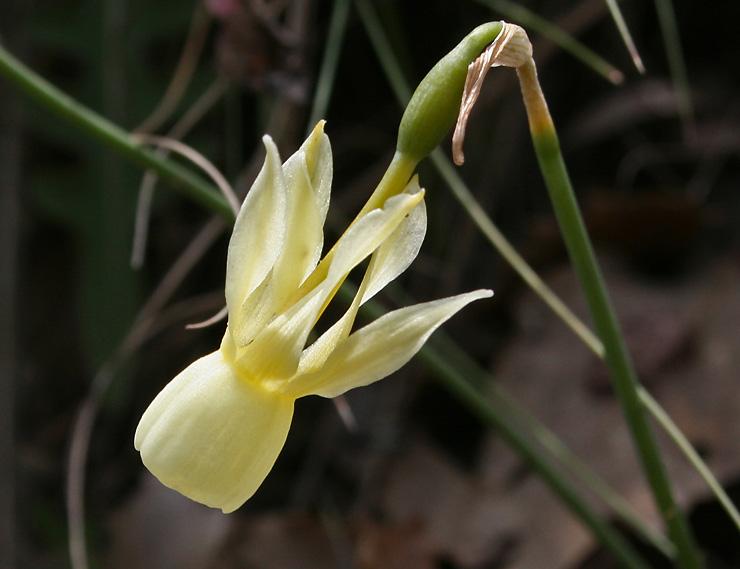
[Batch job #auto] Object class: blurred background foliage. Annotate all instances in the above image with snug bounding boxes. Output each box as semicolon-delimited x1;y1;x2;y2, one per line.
3;0;740;568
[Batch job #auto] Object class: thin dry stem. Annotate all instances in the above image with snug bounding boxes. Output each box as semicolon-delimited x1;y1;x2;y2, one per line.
134;3;211;134
185;304;229;329
131;81;228;268
332;395;358;432
132;133;241;214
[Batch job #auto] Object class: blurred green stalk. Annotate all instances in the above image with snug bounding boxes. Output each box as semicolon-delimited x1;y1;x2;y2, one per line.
307;0;351;132
516;58;702;568
0;45;231;219
654;0;694;136
603;0;645;73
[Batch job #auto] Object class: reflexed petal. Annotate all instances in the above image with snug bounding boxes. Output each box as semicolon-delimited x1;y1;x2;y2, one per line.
301;121;333;227
326;189;425;288
286;289;493;398
134;350;294;513
297;180;427;374
225;137;286;336
359;176;426;304
235;189;426;381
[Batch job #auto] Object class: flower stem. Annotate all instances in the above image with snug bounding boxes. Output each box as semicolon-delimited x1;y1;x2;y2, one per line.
603;0;645;73
307;0;351;133
653;0;694;137
516;58;703;569
0;44;233;220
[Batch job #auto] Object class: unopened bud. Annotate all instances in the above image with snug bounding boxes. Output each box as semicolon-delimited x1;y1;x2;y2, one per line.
396;22;504;163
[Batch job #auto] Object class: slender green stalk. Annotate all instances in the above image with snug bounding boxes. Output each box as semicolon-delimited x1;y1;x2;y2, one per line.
475;0;624;85
653;0;694;136
0;44;232;219
603;0;645;73
641;390;740;533
355;0;412;101
516;59;702;568
307;0;351;132
435;136;740;538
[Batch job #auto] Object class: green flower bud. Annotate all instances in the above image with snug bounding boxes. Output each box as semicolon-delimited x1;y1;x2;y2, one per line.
396;21;503;163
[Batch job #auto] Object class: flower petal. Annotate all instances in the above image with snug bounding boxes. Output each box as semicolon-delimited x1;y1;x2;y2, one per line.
225;137;286;337
358;176;426;304
325;189;425;289
234;189;426;381
286;289;492;398
301;120;333;227
270;124;329;311
297;178;427;374
134;350;294;513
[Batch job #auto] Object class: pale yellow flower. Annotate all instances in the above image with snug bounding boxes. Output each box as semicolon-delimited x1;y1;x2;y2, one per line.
134;122;491;512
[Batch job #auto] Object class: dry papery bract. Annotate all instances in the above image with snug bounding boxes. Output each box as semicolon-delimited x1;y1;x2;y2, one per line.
452;22;532;166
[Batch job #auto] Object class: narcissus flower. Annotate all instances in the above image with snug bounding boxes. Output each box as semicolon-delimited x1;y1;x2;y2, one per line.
135;122;491;512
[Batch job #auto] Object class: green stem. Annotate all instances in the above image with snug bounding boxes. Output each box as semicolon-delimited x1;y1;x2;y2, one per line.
517;59;702;568
434;139;740;543
475;0;624;85
603;0;645;73
307;0;351;132
653;0;694;136
0;44;233;220
640;390;740;533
